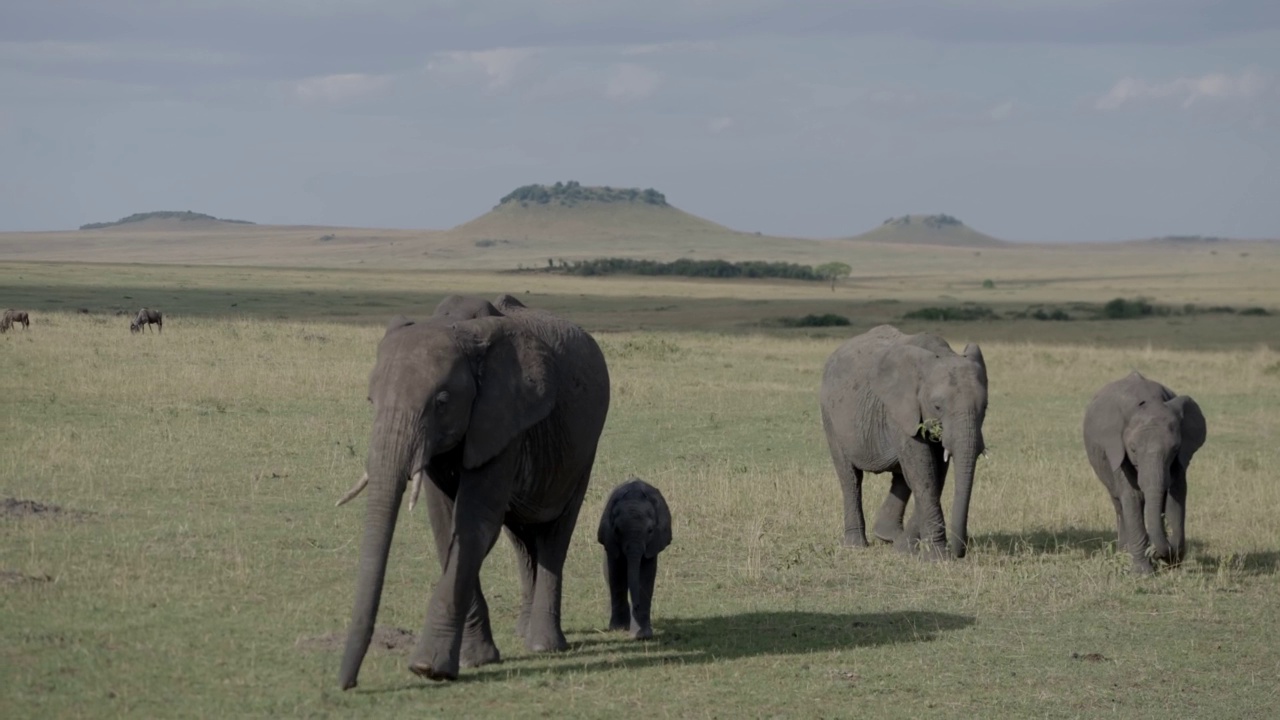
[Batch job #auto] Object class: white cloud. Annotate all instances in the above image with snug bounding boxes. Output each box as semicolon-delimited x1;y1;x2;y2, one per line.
427;48;538;89
294;73;392;103
605;64;661;101
1095;70;1267;110
988;99;1014;120
707;116;734;133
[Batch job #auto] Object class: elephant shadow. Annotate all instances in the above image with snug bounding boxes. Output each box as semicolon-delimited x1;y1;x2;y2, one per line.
469;610;975;679
972;526;1119;557
1191;550;1280;577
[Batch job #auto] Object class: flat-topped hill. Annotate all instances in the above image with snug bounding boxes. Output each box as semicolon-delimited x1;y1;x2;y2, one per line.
80;211;254;231
845;214;1007;247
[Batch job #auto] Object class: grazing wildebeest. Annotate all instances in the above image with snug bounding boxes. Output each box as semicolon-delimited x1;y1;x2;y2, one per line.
1;310;30;333
130;308;163;334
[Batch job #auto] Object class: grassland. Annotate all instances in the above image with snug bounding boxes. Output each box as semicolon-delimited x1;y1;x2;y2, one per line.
3;252;1280;718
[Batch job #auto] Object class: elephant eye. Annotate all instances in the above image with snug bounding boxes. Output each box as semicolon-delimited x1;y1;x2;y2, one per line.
435;391;450;406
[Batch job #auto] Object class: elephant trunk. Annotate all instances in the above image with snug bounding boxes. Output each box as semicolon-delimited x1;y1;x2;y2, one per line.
624;544;644;630
1138;458;1172;563
945;411;982;559
338;410;417;691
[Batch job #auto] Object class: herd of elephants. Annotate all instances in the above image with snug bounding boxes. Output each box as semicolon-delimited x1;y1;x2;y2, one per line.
6;293;1209;690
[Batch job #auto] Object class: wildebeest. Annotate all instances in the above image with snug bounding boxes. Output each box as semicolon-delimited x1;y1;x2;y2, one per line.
1;310;30;333
130;308;163;334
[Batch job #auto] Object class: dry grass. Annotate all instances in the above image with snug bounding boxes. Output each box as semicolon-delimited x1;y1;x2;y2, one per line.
4;303;1280;718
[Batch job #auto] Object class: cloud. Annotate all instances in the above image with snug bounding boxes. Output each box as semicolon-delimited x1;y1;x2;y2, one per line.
604;63;662;101
427;47;538;89
1095;70;1267;110
294;73;391;103
707;116;734;133
988;99;1015;120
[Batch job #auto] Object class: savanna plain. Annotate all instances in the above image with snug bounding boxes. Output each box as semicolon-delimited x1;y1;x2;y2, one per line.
3;248;1280;719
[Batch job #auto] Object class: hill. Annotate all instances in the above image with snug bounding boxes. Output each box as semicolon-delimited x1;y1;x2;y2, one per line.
845;214;1007;247
80;211;255;231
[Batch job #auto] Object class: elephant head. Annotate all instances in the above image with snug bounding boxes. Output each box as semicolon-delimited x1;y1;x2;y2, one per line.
336;313;556;690
597;479;672;561
873;341;987;558
1099;392;1206;562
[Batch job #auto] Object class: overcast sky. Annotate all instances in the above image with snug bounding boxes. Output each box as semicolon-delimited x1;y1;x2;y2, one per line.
2;1;1277;241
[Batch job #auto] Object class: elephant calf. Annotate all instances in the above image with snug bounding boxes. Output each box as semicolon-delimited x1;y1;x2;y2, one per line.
597;478;672;640
1083;371;1206;574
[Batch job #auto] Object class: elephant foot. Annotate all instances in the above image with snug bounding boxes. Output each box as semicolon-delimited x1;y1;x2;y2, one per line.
408;661;458;682
1129;559;1156;576
608;611;631;632
524;627;568;654
842;530;869;548
920;543;951;562
872;520;903;544
631;625;653;641
460;637;501;669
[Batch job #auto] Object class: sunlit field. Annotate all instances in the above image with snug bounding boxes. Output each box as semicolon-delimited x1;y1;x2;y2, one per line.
4;276;1280;717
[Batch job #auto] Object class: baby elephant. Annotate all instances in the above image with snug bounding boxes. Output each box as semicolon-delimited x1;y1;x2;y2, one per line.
597;478;672;640
1083;371;1206;575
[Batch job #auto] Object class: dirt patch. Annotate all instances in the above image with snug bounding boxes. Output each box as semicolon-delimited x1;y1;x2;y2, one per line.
1;570;54;584
1070;652;1108;663
1;498;93;521
296;626;417;653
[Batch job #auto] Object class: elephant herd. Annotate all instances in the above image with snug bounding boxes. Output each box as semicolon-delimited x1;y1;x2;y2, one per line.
331;294;1207;690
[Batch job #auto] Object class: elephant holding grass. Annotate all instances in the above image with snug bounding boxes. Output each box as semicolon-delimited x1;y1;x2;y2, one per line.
334;294;610;688
597;477;672;640
1083;372;1206;574
820;325;988;559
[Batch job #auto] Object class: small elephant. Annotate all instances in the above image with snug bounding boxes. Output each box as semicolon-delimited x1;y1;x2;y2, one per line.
597;478;671;640
820;325;988;559
1083;371;1206;574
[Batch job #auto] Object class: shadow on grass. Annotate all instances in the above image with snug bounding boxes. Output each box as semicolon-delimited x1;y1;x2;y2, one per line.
973;526;1117;557
1191;550;1280;577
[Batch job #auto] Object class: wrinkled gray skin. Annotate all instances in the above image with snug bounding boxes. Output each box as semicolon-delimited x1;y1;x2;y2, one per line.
130;308;162;334
338;294;610;689
819;325;988;559
596;478;672;640
1082;371;1206;575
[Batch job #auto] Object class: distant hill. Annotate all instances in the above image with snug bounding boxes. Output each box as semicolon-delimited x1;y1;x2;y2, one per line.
80;211;254;230
844;214;1007;247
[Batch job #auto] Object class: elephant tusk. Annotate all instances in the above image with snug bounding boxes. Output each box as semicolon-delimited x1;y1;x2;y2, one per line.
943;448;951;464
335;472;369;507
408;471;424;511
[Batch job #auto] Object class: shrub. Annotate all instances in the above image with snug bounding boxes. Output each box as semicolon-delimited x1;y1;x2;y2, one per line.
778;313;851;328
1240;307;1271;316
1100;297;1156;319
981;279;995;289
902;306;996;321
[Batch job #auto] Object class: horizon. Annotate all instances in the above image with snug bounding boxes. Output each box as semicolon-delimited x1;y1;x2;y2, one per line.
3;1;1278;241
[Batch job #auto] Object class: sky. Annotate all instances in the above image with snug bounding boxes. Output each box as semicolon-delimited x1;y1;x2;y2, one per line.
1;1;1278;242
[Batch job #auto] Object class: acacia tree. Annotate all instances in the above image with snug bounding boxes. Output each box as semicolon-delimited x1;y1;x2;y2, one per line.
816;261;852;291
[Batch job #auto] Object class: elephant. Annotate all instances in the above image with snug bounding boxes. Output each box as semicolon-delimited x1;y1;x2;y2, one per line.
334;293;610;689
1082;371;1206;575
596;477;672;640
2;309;30;332
130;308;162;333
819;325;988;559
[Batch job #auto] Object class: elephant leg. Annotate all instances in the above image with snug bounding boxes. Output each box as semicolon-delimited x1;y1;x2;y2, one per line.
1166;466;1188;567
835;460;869;547
409;459;513;680
424;477;501;669
1109;494;1125;550
525;470;590;653
604;550;630;631
1116;478;1153;575
505;525;538;641
896;442;948;559
630;555;658;640
873;471;911;544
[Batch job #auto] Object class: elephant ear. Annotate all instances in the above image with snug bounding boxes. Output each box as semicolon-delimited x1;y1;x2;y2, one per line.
871;344;929;437
1088;393;1129;473
963;342;988;386
644;484;673;557
1168;395;1206;468
460;317;557;469
433;295;502;320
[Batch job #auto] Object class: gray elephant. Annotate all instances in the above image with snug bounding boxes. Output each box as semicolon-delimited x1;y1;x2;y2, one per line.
334;294;610;689
596;477;672;640
819;325;988;559
1082;371;1206;575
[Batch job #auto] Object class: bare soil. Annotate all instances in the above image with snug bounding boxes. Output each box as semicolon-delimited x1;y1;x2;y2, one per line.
1;497;92;521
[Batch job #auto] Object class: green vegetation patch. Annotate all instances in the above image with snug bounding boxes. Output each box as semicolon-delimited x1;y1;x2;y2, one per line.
903;305;998;321
776;313;851;328
545;257;823;281
498;180;666;208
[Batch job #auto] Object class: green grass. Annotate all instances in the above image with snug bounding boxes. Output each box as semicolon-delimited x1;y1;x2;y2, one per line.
3;262;1280;717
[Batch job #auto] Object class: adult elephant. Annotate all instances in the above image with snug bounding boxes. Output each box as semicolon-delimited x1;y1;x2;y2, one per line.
334;294;610;689
1082;371;1206;575
819;325;988;559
